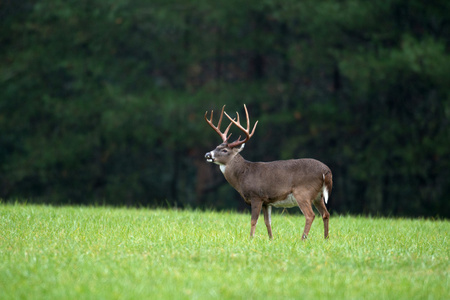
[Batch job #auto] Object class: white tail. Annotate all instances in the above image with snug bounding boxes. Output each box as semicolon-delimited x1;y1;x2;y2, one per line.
323;174;329;204
205;105;333;240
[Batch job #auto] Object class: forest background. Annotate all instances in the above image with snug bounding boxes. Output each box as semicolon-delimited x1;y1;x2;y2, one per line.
1;0;449;217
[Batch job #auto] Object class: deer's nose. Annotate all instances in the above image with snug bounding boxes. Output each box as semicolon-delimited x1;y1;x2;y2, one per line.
205;152;214;162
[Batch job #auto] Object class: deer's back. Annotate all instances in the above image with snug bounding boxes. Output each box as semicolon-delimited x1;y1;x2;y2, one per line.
234;158;330;201
251;158;330;177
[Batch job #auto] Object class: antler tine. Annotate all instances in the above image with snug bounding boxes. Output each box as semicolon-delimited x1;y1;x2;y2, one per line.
205;105;233;143
224;104;258;148
243;104;258;137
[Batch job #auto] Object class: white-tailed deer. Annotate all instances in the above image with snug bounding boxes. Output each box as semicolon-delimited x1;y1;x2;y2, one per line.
205;105;332;239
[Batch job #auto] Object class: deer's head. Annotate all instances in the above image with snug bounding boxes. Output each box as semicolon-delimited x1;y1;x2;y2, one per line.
204;105;258;167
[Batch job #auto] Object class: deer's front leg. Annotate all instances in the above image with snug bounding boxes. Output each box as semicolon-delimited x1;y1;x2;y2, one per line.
250;199;262;238
263;205;273;239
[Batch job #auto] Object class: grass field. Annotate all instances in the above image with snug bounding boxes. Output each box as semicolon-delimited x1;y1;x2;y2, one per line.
0;204;448;299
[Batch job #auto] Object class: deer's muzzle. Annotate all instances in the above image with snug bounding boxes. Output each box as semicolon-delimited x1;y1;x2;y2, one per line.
205;152;214;163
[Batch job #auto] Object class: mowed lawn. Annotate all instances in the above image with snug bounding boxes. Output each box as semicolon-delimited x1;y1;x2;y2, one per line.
0;204;448;299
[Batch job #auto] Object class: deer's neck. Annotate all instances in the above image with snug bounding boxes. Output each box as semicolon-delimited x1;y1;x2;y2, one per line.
222;154;251;193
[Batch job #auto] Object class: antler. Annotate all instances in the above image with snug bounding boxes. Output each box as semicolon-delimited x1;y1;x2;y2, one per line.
224;104;258;148
204;105;233;143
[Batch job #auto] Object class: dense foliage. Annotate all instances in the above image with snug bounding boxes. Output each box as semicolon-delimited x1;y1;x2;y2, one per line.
1;0;449;216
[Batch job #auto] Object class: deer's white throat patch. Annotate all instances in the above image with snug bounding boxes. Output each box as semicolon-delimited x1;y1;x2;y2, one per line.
219;164;226;174
270;193;298;208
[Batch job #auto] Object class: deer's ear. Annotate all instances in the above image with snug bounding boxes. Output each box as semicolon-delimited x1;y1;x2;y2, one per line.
237;143;245;152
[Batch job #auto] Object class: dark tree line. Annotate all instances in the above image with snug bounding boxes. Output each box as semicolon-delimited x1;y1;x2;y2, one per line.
1;0;449;217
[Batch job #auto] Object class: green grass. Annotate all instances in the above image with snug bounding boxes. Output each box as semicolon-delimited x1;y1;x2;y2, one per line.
0;204;448;299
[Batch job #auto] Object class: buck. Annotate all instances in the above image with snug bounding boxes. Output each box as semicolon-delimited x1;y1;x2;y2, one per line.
204;105;332;239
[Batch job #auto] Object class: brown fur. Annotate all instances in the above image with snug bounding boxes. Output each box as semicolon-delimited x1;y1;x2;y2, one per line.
206;142;332;239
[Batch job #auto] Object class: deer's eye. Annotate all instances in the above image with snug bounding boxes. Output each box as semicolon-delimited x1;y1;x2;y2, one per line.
221;149;228;153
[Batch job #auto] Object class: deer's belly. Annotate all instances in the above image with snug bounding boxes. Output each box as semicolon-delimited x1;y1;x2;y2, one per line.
270;194;298;208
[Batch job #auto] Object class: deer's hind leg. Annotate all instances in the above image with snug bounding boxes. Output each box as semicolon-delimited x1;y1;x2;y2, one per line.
313;196;330;239
293;189;315;240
